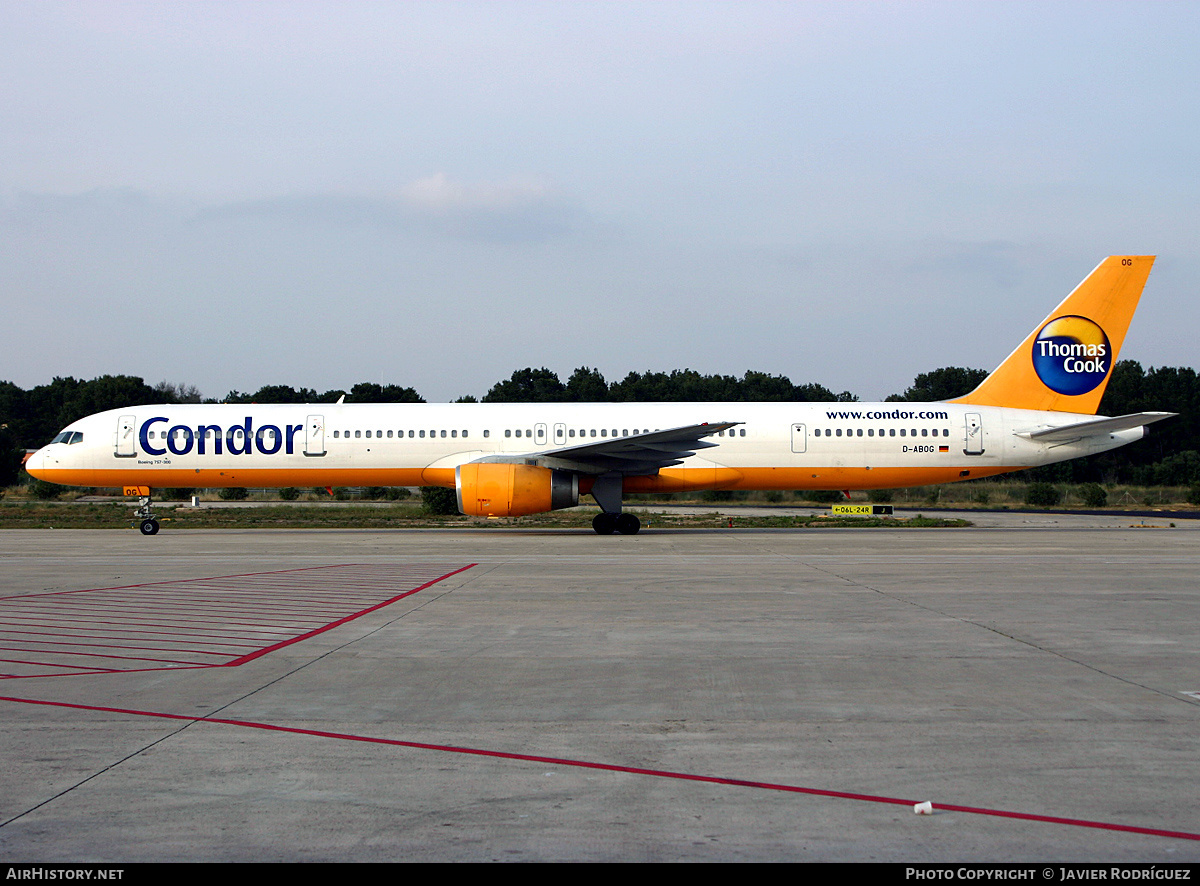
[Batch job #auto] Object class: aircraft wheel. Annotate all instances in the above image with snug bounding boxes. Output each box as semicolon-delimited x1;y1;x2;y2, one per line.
592;513;617;535
615;513;641;535
139;518;160;536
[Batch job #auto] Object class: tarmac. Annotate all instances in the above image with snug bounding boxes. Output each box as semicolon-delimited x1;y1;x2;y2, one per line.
1;511;1198;862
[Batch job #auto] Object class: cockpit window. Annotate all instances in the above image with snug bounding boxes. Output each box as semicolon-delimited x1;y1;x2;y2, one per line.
49;431;84;445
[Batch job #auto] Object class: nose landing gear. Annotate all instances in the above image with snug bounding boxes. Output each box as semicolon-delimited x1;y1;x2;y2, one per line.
128;487;159;535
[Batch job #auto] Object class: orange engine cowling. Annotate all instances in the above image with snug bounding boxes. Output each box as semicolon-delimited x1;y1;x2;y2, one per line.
455;463;580;517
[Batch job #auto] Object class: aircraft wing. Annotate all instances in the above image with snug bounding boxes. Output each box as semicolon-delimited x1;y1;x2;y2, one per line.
1017;412;1176;443
472;421;741;475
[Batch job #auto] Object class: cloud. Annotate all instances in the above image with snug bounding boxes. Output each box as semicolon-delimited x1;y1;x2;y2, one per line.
400;173;550;213
190;174;583;244
397;173;582;243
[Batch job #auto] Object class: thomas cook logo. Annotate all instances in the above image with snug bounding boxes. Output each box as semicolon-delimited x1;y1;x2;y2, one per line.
1032;315;1111;397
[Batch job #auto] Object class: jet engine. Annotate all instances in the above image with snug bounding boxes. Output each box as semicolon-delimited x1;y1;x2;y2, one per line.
455;463;579;517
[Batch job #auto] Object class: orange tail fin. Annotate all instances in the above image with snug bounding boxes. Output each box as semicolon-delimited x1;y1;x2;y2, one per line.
951;256;1155;414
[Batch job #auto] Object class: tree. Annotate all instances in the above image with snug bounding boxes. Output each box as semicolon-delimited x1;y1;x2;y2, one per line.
18;376;160;448
564;367;609;401
483;368;566;403
0;424;24;486
153;381;202;403
347;383;425;404
1025;482;1062;507
887;367;988;402
224;384;319;404
421;486;459;515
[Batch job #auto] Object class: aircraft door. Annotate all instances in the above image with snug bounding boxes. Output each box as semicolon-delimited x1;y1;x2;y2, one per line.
115;414;137;457
791;423;807;453
553;423;566;445
964;413;985;456
535;423;547;446
305;414;326;457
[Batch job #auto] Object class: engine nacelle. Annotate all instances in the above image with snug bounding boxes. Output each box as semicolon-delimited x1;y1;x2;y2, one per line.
455;463;579;517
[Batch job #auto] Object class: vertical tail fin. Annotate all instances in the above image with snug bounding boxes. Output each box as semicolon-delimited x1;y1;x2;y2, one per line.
951;255;1155;414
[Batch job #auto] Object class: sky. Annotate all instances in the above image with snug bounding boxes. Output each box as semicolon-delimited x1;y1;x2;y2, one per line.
2;1;1198;404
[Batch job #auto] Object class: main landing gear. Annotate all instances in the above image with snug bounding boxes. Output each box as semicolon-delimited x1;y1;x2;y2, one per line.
592;512;641;535
133;492;159;535
590;473;640;535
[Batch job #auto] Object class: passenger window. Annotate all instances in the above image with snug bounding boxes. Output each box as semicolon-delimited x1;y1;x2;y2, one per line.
420;430;426;438
922;429;928;437
900;429;906;437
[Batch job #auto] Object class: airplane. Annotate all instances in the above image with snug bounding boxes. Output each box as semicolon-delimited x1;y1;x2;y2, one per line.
25;255;1174;536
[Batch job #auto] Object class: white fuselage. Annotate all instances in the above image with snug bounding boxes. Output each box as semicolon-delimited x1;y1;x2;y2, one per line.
26;401;1144;494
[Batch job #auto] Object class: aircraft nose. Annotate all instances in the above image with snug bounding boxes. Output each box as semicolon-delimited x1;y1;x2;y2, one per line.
23;448;48;478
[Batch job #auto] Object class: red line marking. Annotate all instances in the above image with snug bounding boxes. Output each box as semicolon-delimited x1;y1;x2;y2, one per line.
0;563;375;601
224;563;476;666
0;659;121;674
0;646;211;666
0;637;258;654
0;564;476;678
2;694;1196;843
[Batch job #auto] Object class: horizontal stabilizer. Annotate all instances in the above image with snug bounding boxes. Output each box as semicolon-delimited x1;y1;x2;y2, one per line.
1017;412;1175;443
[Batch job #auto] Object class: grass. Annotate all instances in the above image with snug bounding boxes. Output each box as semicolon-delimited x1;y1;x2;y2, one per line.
0;499;972;531
4;476;1195;530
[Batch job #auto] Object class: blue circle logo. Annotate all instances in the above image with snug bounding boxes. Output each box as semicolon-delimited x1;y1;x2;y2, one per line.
1031;315;1112;397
